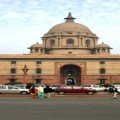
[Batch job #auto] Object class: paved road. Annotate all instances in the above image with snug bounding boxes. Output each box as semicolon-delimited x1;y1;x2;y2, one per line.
0;94;120;120
0;92;119;98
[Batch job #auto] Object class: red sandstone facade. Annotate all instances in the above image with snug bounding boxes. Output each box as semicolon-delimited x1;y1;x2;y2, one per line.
0;13;120;85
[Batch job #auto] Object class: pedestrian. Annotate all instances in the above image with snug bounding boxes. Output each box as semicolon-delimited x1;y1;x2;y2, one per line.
30;86;38;99
44;86;52;98
110;86;118;99
36;86;46;98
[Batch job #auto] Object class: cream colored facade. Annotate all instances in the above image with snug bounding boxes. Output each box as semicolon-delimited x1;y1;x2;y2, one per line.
0;12;120;85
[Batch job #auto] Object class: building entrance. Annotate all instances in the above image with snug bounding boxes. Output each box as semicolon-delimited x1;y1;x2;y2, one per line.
66;77;75;85
60;64;81;85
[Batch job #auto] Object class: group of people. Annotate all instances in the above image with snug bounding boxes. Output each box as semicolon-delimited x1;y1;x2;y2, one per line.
30;85;52;99
30;84;119;99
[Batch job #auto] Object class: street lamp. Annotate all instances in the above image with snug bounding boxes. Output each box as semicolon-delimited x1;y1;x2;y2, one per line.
22;65;29;84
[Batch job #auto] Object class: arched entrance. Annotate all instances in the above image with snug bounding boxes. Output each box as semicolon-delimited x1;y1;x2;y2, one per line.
66;77;76;85
60;65;81;85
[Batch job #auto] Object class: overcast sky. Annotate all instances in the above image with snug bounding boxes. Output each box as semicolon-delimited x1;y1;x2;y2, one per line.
0;0;120;54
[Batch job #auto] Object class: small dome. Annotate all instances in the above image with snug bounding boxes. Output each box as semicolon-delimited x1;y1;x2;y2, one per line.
96;42;111;48
47;12;93;34
29;42;43;48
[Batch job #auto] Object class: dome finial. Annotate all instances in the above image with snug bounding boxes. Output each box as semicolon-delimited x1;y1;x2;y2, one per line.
64;12;76;22
68;12;72;17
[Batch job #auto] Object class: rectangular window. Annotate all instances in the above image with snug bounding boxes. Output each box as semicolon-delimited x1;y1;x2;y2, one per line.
100;61;105;64
36;79;41;84
36;61;41;64
68;32;72;34
10;79;16;83
11;68;16;74
100;68;106;74
11;61;16;64
36;68;41;74
100;79;105;84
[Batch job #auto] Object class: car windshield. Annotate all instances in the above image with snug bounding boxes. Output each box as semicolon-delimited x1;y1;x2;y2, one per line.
93;85;99;88
82;85;91;87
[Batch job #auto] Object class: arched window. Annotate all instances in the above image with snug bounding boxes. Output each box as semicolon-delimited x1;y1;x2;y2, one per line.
11;68;16;74
50;40;55;47
36;68;41;74
67;39;74;46
107;49;110;53
102;49;105;53
35;49;39;53
100;68;106;74
97;49;100;53
85;39;90;47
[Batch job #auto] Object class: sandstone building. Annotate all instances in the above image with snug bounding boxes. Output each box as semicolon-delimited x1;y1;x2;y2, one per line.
0;12;120;85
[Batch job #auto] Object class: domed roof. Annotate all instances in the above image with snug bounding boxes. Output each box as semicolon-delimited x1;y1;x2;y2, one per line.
29;42;43;48
47;12;92;34
96;42;111;48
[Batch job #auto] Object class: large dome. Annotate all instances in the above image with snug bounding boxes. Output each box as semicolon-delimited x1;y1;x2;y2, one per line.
47;12;92;34
48;22;92;33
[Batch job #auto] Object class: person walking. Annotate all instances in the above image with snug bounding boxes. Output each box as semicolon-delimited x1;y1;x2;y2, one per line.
36;86;46;98
110;86;118;99
30;86;38;99
44;86;52;98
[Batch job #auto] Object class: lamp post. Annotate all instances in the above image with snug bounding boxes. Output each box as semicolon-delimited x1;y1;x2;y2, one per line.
22;65;29;84
32;75;35;83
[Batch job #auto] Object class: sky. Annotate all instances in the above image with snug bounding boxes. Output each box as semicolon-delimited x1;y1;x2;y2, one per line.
0;0;120;54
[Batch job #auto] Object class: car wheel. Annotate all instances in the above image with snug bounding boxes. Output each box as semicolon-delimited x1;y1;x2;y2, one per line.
59;92;65;95
20;91;28;94
88;92;94;95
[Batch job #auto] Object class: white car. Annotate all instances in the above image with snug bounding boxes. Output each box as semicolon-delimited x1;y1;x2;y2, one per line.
81;84;106;92
0;85;30;94
117;88;120;93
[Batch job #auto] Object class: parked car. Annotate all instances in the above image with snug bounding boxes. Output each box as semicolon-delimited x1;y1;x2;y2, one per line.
13;84;27;89
117;88;120;93
50;84;62;91
81;84;106;92
0;85;30;94
100;84;113;92
55;85;97;95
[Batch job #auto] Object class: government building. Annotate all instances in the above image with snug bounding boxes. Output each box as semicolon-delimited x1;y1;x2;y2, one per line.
0;12;120;85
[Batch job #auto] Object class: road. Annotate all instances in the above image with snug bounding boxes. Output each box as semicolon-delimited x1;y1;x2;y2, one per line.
0;93;120;120
0;92;119;98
